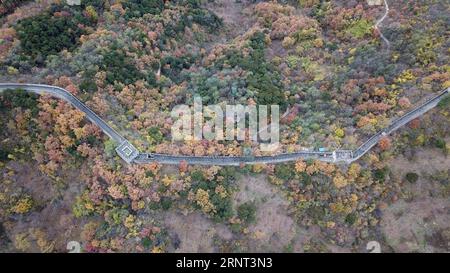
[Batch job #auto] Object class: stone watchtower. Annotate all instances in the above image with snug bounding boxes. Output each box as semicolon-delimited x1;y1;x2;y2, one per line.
115;141;139;164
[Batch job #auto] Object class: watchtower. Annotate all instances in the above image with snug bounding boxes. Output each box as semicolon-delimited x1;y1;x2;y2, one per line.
115;141;139;164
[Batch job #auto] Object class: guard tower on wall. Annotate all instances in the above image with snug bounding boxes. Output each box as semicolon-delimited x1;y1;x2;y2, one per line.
115;140;139;164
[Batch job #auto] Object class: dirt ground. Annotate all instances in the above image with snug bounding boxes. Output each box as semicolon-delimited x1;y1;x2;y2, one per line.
162;147;449;253
381;148;450;252
234;174;309;252
205;0;253;31
163;211;233;253
162;174;351;253
1;161;85;252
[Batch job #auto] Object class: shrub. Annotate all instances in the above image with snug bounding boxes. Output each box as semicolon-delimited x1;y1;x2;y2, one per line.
161;55;193;83
15;9;90;63
431;138;446;150
438;96;450;109
237;202;257;224
373;167;389;182
335;128;345;138
104;139;117;158
79;79;98;93
148;127;164;145
12;196;33;214
307;204;326;223
162;0;221;37
211;194;233;222
99;43;146;85
0;88;39;114
188;6;222;31
123;0;165;20
345;19;372;39
298;0;320;8
73;191;95;217
0;147;9;162
141;237;153;249
190;170;206;182
80;0;106;10
345;213;357;225
0;0;29;18
84;5;99;22
160;197;173;210
189;168;236;222
405;172;419;183
275;164;295;181
243;32;286;109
